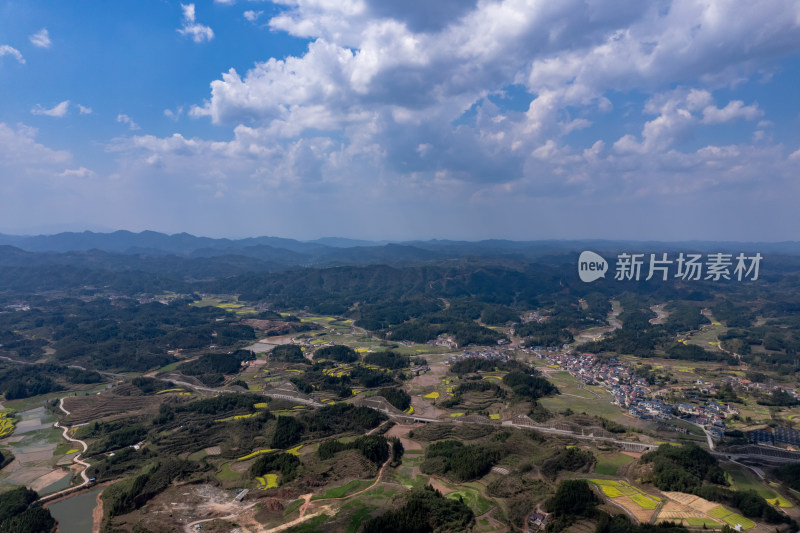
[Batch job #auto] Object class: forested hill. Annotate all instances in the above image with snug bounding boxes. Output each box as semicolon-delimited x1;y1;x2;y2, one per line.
3;230;800;267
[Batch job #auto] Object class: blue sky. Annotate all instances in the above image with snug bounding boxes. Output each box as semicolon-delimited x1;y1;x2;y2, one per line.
2;0;800;241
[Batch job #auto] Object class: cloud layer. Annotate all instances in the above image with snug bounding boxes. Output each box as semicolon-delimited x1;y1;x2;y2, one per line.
4;0;800;239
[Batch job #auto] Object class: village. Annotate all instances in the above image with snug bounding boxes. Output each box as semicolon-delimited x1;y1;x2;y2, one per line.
537;350;742;439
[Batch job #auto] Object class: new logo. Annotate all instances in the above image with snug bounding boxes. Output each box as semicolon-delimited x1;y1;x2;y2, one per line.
578;251;608;282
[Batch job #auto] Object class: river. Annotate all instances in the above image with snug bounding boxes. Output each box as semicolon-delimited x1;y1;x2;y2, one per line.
48;487;102;533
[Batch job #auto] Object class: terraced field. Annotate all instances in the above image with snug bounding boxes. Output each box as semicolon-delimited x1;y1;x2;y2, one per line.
62;393;165;425
708;506;755;529
588;479;662;522
657;492;755;530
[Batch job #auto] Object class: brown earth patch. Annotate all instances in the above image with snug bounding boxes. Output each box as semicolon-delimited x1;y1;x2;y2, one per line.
428;477;454;495
385;424;423;451
609;495;656;523
30;469;70;492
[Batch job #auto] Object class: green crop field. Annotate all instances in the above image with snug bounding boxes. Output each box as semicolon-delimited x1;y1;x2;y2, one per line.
708;506;755;529
588;479;661;509
686;518;722;528
594;454;635;476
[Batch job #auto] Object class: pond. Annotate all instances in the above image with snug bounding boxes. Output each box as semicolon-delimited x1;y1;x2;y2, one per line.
48;487;103;533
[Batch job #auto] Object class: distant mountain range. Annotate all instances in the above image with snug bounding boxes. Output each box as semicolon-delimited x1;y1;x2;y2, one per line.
0;230;798;275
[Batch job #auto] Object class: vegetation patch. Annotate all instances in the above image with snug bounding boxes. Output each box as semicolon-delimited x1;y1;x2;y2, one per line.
445;487;494;516
237;448;276;461
707;506;756;529
311;479;372;500
595;453;635;476
256;474;279;489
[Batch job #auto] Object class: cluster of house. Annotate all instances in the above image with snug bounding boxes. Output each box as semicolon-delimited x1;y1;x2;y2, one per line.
723;375;800;400
427;336;457;349
540;351;740;432
542;352;658;411
526;512;548;532
675;401;736;435
446;349;510;365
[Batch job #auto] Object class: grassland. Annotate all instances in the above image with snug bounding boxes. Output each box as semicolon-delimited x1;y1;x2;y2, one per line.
445;487;494;516
215;462;241;482
594;454;635;476
311;479;373;500
726;465;794;508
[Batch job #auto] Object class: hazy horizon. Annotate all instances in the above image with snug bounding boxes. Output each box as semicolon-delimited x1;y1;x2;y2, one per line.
2;227;800;246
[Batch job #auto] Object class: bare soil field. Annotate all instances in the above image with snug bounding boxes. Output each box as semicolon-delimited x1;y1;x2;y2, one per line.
385;423;424;451
612;494;657;523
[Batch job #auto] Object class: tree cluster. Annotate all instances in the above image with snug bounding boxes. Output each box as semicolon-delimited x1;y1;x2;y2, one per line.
361;485;474;533
420;440;502;482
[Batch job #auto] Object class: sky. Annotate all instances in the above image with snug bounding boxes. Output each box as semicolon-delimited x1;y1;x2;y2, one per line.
2;0;800;241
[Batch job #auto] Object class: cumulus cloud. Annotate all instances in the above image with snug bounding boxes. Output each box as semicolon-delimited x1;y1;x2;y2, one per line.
29;28;51;48
117;114;140;130
614;89;763;153
78;104;92;115
244;10;263;22
124;0;800;236
701;100;763;124
0;45;25;64
178;3;214;43
31;100;70;117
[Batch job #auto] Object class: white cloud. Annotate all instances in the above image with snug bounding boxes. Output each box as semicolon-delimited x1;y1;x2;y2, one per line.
59;167;95;178
613;89;763;154
215;0;236;4
0;45;25;64
178;3;214;43
701;100;763;124
125;0;800;237
0;122;71;167
244;10;263;22
31;100;70;118
78;104;92;115
117;114;140;130
29;28;51;48
163;106;184;120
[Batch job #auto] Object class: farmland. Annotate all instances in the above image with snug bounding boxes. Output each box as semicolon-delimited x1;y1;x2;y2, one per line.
588;479;662;522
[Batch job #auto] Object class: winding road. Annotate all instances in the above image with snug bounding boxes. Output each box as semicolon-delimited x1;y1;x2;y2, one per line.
38;397;92;502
